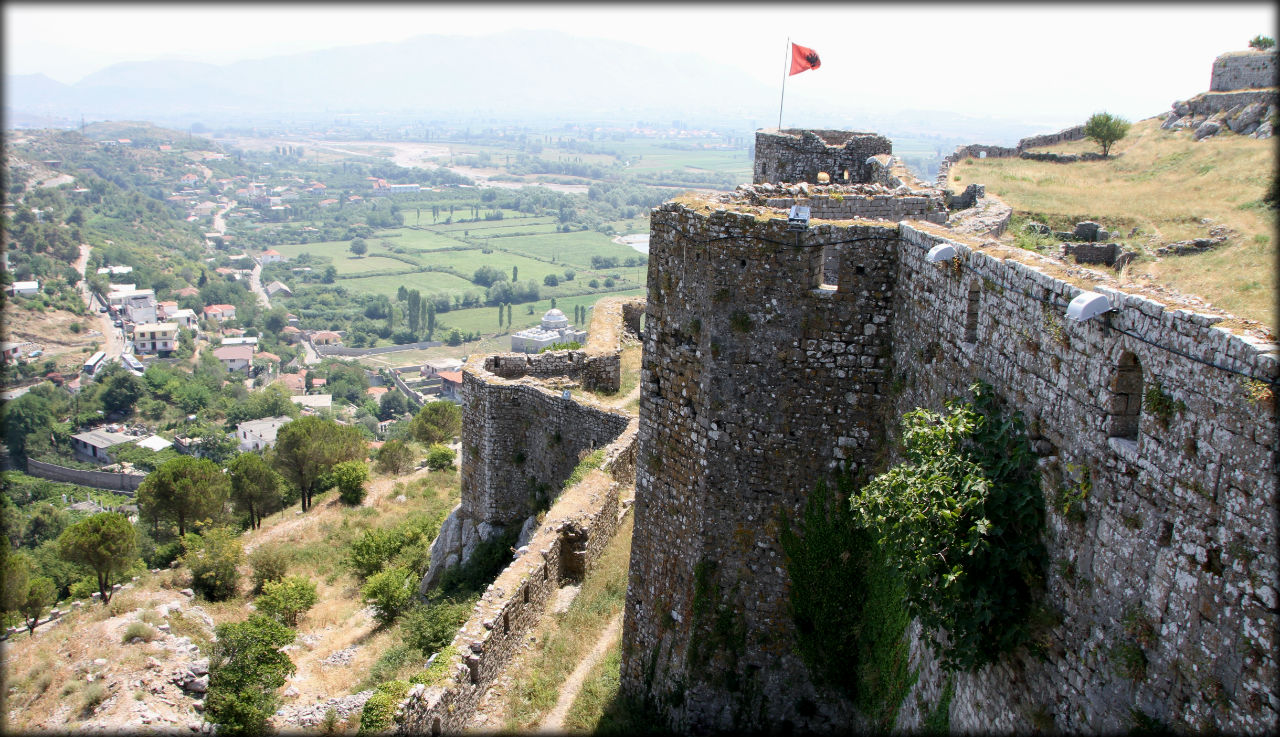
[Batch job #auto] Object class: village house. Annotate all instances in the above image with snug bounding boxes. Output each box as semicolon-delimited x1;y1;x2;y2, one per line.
265;280;293;298
236;416;292;452
71;428;134;464
291;393;332;412
212;344;253;372
5;280;40;297
310;330;342;346
260;248;285;265
203;304;237;322
132;322;178;354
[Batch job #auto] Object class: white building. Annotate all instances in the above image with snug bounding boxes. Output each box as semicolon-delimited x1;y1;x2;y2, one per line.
510;308;588;354
221;336;259;347
96;265;133;276
236;416;292;452
5;280;40;297
132;322;179;354
170;308;198;329
260;249;285;264
71;429;134;464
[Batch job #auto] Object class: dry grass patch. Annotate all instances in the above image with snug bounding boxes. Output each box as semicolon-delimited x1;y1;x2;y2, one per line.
947;117;1276;326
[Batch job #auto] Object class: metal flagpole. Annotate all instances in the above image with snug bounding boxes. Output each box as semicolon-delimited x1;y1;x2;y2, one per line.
777;37;790;131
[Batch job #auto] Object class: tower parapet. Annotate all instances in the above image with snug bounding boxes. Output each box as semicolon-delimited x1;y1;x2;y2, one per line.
753;128;892;185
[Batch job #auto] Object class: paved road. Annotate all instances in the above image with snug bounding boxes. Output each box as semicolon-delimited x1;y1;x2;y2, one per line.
76;244;125;360
249;262;271;310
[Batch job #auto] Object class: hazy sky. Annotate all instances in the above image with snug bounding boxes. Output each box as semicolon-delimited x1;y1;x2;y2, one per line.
5;3;1276;122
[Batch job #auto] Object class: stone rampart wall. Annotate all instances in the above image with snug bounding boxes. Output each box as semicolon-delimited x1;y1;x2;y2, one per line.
753;129;893;185
457;369;630;533
622;194;1278;733
26;459;144;493
396;422;637;734
889;224;1277;733
1211;50;1277;91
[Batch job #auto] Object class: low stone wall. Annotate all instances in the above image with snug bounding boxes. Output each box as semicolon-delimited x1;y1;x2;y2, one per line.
312;339;442;357
26;459;144;493
1062;242;1137;269
1018;125;1086;149
1020;150;1109;163
392;371;427;408
396;423;637;734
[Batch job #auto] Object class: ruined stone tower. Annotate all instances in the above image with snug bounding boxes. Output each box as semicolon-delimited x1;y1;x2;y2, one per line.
620;130;1278;733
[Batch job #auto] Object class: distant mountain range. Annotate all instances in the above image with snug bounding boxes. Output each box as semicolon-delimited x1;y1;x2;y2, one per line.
6;30;778;125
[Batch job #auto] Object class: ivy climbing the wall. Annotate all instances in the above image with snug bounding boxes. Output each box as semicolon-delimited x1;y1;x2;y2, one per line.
850;382;1046;672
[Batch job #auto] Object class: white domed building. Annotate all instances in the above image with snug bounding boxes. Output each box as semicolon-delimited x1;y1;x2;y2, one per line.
510;308;588;353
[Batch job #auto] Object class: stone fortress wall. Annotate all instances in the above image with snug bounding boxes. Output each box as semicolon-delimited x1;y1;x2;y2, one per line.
397;297;643;733
1210;49;1277;92
419;296;643;593
620;135;1278;733
398;421;637;735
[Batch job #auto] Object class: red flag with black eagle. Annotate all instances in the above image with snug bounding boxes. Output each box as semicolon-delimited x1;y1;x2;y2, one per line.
789;43;820;75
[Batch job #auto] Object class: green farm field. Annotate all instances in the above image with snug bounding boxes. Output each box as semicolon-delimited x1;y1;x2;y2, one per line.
339;271;478;298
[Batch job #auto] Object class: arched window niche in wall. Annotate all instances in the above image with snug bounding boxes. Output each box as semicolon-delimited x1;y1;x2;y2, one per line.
1108;350;1144;457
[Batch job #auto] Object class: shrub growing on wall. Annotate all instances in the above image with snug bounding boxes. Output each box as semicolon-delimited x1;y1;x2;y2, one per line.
849;382;1045;671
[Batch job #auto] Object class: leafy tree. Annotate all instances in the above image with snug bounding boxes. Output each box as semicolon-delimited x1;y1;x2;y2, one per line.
362;566;413;625
1083;112;1130;157
543;273;559;287
22;576;57;634
425;444;456;472
322;265;337;284
263;306;289;335
332;460;370;505
249;545;290;594
2;392;53;467
229;453;285;529
512;265;518;282
401;599;472;656
472;265;507;287
1248;34;1275;50
849;383;1044;671
22;503;70;548
375;439;415;475
183;527;243;601
137;456;230;537
57;512;138;604
206;614;297;736
409;401;461;446
2;550;32;617
255;576;316;626
377;390;409;421
100;368;144;414
272;416;367;512
347;527;406;580
349;238;368;256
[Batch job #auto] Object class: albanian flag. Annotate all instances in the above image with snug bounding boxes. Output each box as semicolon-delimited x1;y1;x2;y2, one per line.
789;43;821;75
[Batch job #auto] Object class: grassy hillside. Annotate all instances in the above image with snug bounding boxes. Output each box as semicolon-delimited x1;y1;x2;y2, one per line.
946;117;1276;327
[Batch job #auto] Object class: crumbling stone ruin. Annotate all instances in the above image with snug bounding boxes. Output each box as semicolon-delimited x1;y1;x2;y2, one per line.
619;130;1278;733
